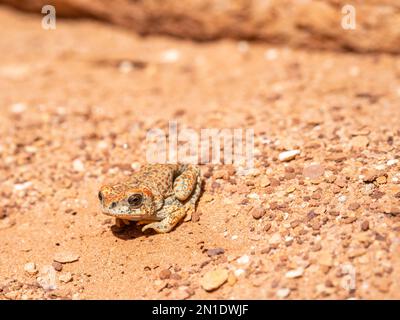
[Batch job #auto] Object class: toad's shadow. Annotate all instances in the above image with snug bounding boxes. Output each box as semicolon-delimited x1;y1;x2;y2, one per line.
111;223;151;240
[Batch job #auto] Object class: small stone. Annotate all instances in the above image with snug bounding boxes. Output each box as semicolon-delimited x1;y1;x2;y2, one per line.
191;209;201;222
278;150;300;162
237;255;250;265
72;159;85;172
260;176;271;187
303;164;325;179
376;176;387;185
59;272;73;283
285;268;304;279
276;288;291;298
363;169;379;183
269;233;281;246
10;103;27;114
159;269;172;280
201;268;228;292
335;177;347;188
52;261;63;272
170;286;191;300
24;262;38;275
37;265;57;291
53;252;80;264
348;202;360;211
350;136;369;149
263;222;271;232
227;271;237;286
361;220;369;231
387;159;398;166
250;206;265;219
161;49;181;63
207;248;225;257
286;185;296;194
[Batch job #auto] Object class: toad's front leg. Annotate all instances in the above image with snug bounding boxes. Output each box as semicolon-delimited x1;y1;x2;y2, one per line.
141;206;186;233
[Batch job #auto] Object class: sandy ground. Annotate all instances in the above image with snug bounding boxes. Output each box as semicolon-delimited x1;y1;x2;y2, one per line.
0;7;399;300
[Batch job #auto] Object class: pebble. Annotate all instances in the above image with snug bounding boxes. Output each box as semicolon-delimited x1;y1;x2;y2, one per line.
361;220;369;231
363;169;379;182
24;262;38;275
285;268;304;279
10;102;27;114
207;248;225;257
237;255;250;265
276;288;291;298
303;164;325;179
200;268;228;292
260;176;271;187
227;271;237;286
348;202;360;210
72;159;85;172
52;261;63;272
59;272;73;283
250;206;265;219
278;150;300;162
161;49;181;63
37;265;57;291
269;233;281;246
53;252;80;264
387;159;398;166
159;269;171;280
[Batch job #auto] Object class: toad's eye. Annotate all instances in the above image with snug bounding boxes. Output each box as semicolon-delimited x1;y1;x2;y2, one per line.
128;194;143;207
98;191;103;202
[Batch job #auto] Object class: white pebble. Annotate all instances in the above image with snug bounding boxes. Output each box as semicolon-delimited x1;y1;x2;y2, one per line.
161;49;181;63
10;103;26;114
231;235;238;240
237;255;250;265
118;60;134;73
234;269;245;277
285;268;304;279
264;49;278;61
278;150;300;162
269;233;281;245
24;262;38;275
276;288;291;298
247;193;260;200
72;159;85;172
14;181;32;191
387;159;398;166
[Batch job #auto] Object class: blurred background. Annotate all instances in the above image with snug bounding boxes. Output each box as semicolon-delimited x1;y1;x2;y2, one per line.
1;0;400;53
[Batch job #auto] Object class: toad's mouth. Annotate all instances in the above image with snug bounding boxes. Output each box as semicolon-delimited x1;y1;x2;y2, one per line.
101;208;161;221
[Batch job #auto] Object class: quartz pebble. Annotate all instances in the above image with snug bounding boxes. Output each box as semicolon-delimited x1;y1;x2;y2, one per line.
276;288;291;298
37;265;57;291
24;262;38;275
278;150;300;162
285;268;304;279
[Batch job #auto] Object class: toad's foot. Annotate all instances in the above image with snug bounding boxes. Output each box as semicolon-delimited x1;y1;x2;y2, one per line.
141;207;186;233
115;218;130;227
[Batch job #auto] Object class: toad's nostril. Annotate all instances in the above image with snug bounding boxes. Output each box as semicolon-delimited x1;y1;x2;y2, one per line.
110;202;117;209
